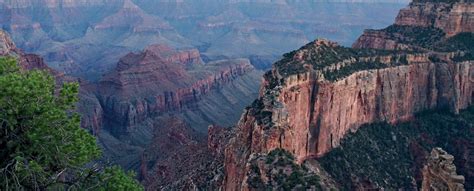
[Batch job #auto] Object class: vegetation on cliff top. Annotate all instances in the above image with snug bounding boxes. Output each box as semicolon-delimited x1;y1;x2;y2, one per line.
323;55;409;81
247;149;324;190
319;107;474;190
0;57;143;190
436;32;474;61
272;40;413;83
379;25;446;49
374;25;474;56
274;41;401;78
271;25;472;83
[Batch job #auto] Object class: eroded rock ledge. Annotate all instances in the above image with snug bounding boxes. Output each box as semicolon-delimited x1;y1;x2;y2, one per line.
422;148;465;191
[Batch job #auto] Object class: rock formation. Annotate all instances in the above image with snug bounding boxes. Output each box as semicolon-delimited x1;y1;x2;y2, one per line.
353;0;474;50
96;44;255;135
395;0;474;37
0;30;57;73
222;0;474;190
82;41;263;178
421;148;465;191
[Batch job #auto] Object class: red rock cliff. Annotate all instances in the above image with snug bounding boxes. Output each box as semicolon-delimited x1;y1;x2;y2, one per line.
223;0;474;187
224;51;474;190
395;1;474;37
353;0;474;49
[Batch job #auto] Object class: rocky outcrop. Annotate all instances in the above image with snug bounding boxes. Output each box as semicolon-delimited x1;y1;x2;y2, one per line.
0;30;57;73
0;30;17;56
352;29;416;50
353;0;474;49
395;1;474;37
242;149;332;190
223;1;474;189
421;148;465;191
97;44;255;135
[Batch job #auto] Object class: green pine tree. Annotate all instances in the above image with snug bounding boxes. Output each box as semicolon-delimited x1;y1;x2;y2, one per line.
0;57;143;190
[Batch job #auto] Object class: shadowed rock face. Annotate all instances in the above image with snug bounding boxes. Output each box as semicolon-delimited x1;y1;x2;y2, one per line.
140;122;233;190
222;0;474;190
421;148;465;191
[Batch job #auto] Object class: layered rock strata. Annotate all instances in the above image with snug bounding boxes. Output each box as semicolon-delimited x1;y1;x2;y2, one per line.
96;44;255;134
354;0;474;49
395;0;474;37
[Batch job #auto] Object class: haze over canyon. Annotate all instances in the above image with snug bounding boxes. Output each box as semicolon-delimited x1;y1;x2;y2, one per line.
1;0;474;190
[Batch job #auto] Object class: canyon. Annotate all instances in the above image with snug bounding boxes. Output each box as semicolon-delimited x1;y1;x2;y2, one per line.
0;1;411;184
0;27;262;188
81;44;263;172
3;0;474;190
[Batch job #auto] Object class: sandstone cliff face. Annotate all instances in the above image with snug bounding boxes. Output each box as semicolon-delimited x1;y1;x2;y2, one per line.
276;59;473;159
96;44;255;135
223;1;474;188
352;30;415;50
421;148;465;191
395;1;474;37
353;1;474;49
224;54;474;190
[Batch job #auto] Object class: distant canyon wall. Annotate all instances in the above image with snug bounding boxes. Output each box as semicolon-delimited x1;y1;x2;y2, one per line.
97;61;254;134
